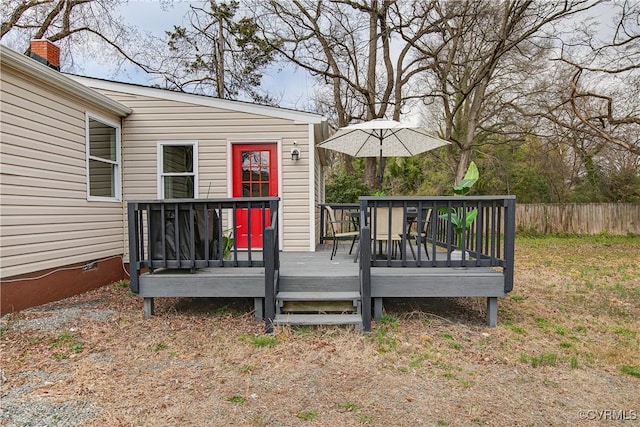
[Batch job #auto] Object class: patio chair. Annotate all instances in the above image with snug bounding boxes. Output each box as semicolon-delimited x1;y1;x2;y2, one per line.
407;208;432;260
372;207;405;258
325;205;359;260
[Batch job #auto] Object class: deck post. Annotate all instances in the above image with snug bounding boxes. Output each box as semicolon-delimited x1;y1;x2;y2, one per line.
254;297;263;320
359;198;372;332
374;298;383;320
264;227;276;333
143;298;155;319
487;297;497;327
127;202;139;293
503;197;516;293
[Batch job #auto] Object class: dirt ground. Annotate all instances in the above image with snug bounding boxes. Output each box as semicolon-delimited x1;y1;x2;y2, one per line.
1;237;639;426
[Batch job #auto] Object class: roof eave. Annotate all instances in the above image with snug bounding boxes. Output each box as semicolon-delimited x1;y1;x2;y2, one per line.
0;45;132;117
67;75;326;124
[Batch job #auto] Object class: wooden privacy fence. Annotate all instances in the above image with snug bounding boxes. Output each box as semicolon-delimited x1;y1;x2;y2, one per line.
516;203;640;235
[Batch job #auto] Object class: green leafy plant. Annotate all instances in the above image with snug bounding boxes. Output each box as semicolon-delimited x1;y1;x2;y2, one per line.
112;279;130;289
325;169;369;203
153;342;168;352
570;356;579;369
214;305;241;316
621;365;640;378
239;334;278;348
297;411;318;421
438;161;479;250
441;333;463;350
377;314;399;328
222;228;234;260
370;327;398;353
338;401;362;412
226;395;246;404
50;332;84;359
520;351;558;368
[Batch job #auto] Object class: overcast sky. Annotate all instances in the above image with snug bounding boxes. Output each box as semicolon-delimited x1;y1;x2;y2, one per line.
78;1;313;110
76;0;620;116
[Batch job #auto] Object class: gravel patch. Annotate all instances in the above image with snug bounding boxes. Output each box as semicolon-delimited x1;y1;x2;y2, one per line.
2;308;116;333
0;297;117;426
0;370;98;427
0;398;98;427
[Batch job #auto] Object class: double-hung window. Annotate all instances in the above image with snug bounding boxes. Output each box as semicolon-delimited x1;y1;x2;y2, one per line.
86;115;120;200
158;142;198;199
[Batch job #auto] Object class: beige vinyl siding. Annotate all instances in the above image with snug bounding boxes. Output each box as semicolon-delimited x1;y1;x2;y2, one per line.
312;122;328;250
313;149;325;249
0;67;125;279
92;88;314;252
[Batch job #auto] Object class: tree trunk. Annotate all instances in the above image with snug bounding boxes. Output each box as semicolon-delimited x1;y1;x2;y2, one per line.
342;153;355;176
364;157;378;190
216;17;225;98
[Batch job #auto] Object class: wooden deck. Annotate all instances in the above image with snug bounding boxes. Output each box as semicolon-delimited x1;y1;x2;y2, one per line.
295;245;504;323
128;197;516;331
139;244;504;325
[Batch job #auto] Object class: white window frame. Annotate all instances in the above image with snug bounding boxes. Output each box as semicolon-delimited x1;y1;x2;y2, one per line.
85;113;121;201
157;141;198;199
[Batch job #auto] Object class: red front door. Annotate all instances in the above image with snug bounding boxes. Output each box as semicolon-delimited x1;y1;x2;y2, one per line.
232;144;278;248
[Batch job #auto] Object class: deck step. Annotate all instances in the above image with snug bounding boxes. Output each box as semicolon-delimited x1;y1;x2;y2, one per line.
276;291;361;315
276;291;361;301
278;276;360;292
272;313;363;328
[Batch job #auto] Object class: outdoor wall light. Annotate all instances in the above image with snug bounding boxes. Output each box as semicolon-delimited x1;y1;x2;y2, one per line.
291;141;301;161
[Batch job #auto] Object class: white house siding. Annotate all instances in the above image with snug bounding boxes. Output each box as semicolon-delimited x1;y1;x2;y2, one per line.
0;65;127;279
84;87;316;253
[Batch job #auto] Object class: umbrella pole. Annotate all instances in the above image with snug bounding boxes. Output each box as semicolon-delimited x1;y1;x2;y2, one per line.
378;136;383;192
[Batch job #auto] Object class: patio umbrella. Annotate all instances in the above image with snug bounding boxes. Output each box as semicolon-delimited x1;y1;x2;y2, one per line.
318;119;450;189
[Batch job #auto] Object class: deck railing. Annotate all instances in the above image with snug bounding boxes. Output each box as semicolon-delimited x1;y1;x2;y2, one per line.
127;197;280;293
358;196;516;292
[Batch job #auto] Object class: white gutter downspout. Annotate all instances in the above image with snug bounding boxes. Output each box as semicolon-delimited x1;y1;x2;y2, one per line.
308;123;316;251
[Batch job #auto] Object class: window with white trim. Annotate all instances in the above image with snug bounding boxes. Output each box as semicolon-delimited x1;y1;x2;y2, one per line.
86;115;120;200
158;142;198;198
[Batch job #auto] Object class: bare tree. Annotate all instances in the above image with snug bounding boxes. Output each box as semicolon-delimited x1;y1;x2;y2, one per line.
252;0;445;189
508;0;640;201
558;0;640;156
1;0;156;73
415;0;599;182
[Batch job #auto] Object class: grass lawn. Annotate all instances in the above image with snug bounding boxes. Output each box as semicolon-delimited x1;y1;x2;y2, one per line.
1;234;639;426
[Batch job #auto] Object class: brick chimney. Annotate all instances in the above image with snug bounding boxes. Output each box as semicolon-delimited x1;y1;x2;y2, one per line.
29;39;60;71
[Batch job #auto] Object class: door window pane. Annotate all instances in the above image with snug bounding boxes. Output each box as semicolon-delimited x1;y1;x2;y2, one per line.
241;150;270;197
260;152;270;179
